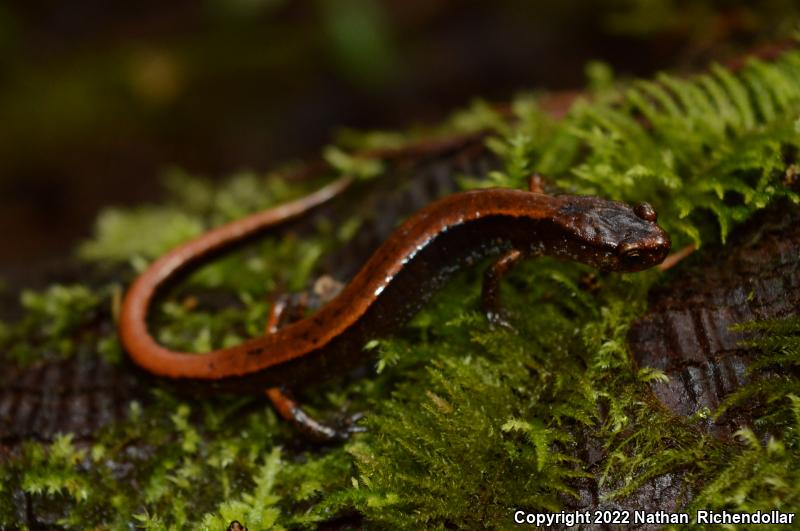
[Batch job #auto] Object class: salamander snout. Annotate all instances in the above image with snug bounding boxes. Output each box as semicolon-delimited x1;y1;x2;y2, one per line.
554;195;671;272
617;227;671;271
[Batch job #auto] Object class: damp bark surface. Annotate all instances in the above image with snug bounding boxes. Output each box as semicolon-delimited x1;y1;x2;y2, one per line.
628;201;800;434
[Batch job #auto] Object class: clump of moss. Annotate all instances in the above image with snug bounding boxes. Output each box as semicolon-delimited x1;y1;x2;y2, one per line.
684;316;800;519
0;284;120;366
3;45;800;531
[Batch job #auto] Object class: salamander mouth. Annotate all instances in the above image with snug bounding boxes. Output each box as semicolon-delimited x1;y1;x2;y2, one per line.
620;249;648;270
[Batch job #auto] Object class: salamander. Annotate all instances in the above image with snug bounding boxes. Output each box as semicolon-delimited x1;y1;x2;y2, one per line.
118;176;670;437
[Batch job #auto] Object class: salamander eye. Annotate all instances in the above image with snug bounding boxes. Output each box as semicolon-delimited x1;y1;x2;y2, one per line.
634;202;657;222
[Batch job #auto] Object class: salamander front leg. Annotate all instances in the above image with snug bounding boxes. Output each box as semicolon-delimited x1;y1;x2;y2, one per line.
264;283;364;442
478;173;544;327
528;173;546;194
481;248;524;329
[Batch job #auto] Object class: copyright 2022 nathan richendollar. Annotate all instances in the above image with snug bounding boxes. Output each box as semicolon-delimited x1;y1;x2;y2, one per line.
513;509;797;527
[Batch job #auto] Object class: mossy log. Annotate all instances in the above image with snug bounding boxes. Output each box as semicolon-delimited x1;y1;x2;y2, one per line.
3;44;800;530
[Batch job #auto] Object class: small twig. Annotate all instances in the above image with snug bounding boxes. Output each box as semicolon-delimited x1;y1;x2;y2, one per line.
657;243;697;271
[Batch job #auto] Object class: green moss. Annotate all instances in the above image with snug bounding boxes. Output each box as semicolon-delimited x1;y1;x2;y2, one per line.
79;169;334;266
0;284;119;365
3;45;800;531
678;316;800;523
323;146;384;180
487;54;800;246
334;262;600;528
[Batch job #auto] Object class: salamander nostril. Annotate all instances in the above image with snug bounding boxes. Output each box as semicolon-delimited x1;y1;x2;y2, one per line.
634;202;658;222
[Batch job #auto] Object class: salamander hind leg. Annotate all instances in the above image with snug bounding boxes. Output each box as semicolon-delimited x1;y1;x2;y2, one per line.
264;285;364;442
481;248;525;330
265;386;363;442
265;276;344;332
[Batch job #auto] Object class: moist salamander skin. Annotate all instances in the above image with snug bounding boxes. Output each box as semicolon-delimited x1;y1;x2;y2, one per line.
118;185;670;392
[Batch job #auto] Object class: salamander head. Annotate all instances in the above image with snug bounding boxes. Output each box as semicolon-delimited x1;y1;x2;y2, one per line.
554;196;671;272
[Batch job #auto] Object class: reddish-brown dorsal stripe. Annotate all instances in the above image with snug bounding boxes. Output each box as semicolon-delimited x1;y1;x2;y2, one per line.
119;182;670;385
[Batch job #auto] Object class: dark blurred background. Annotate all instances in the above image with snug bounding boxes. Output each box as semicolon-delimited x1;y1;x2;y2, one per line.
0;0;796;290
